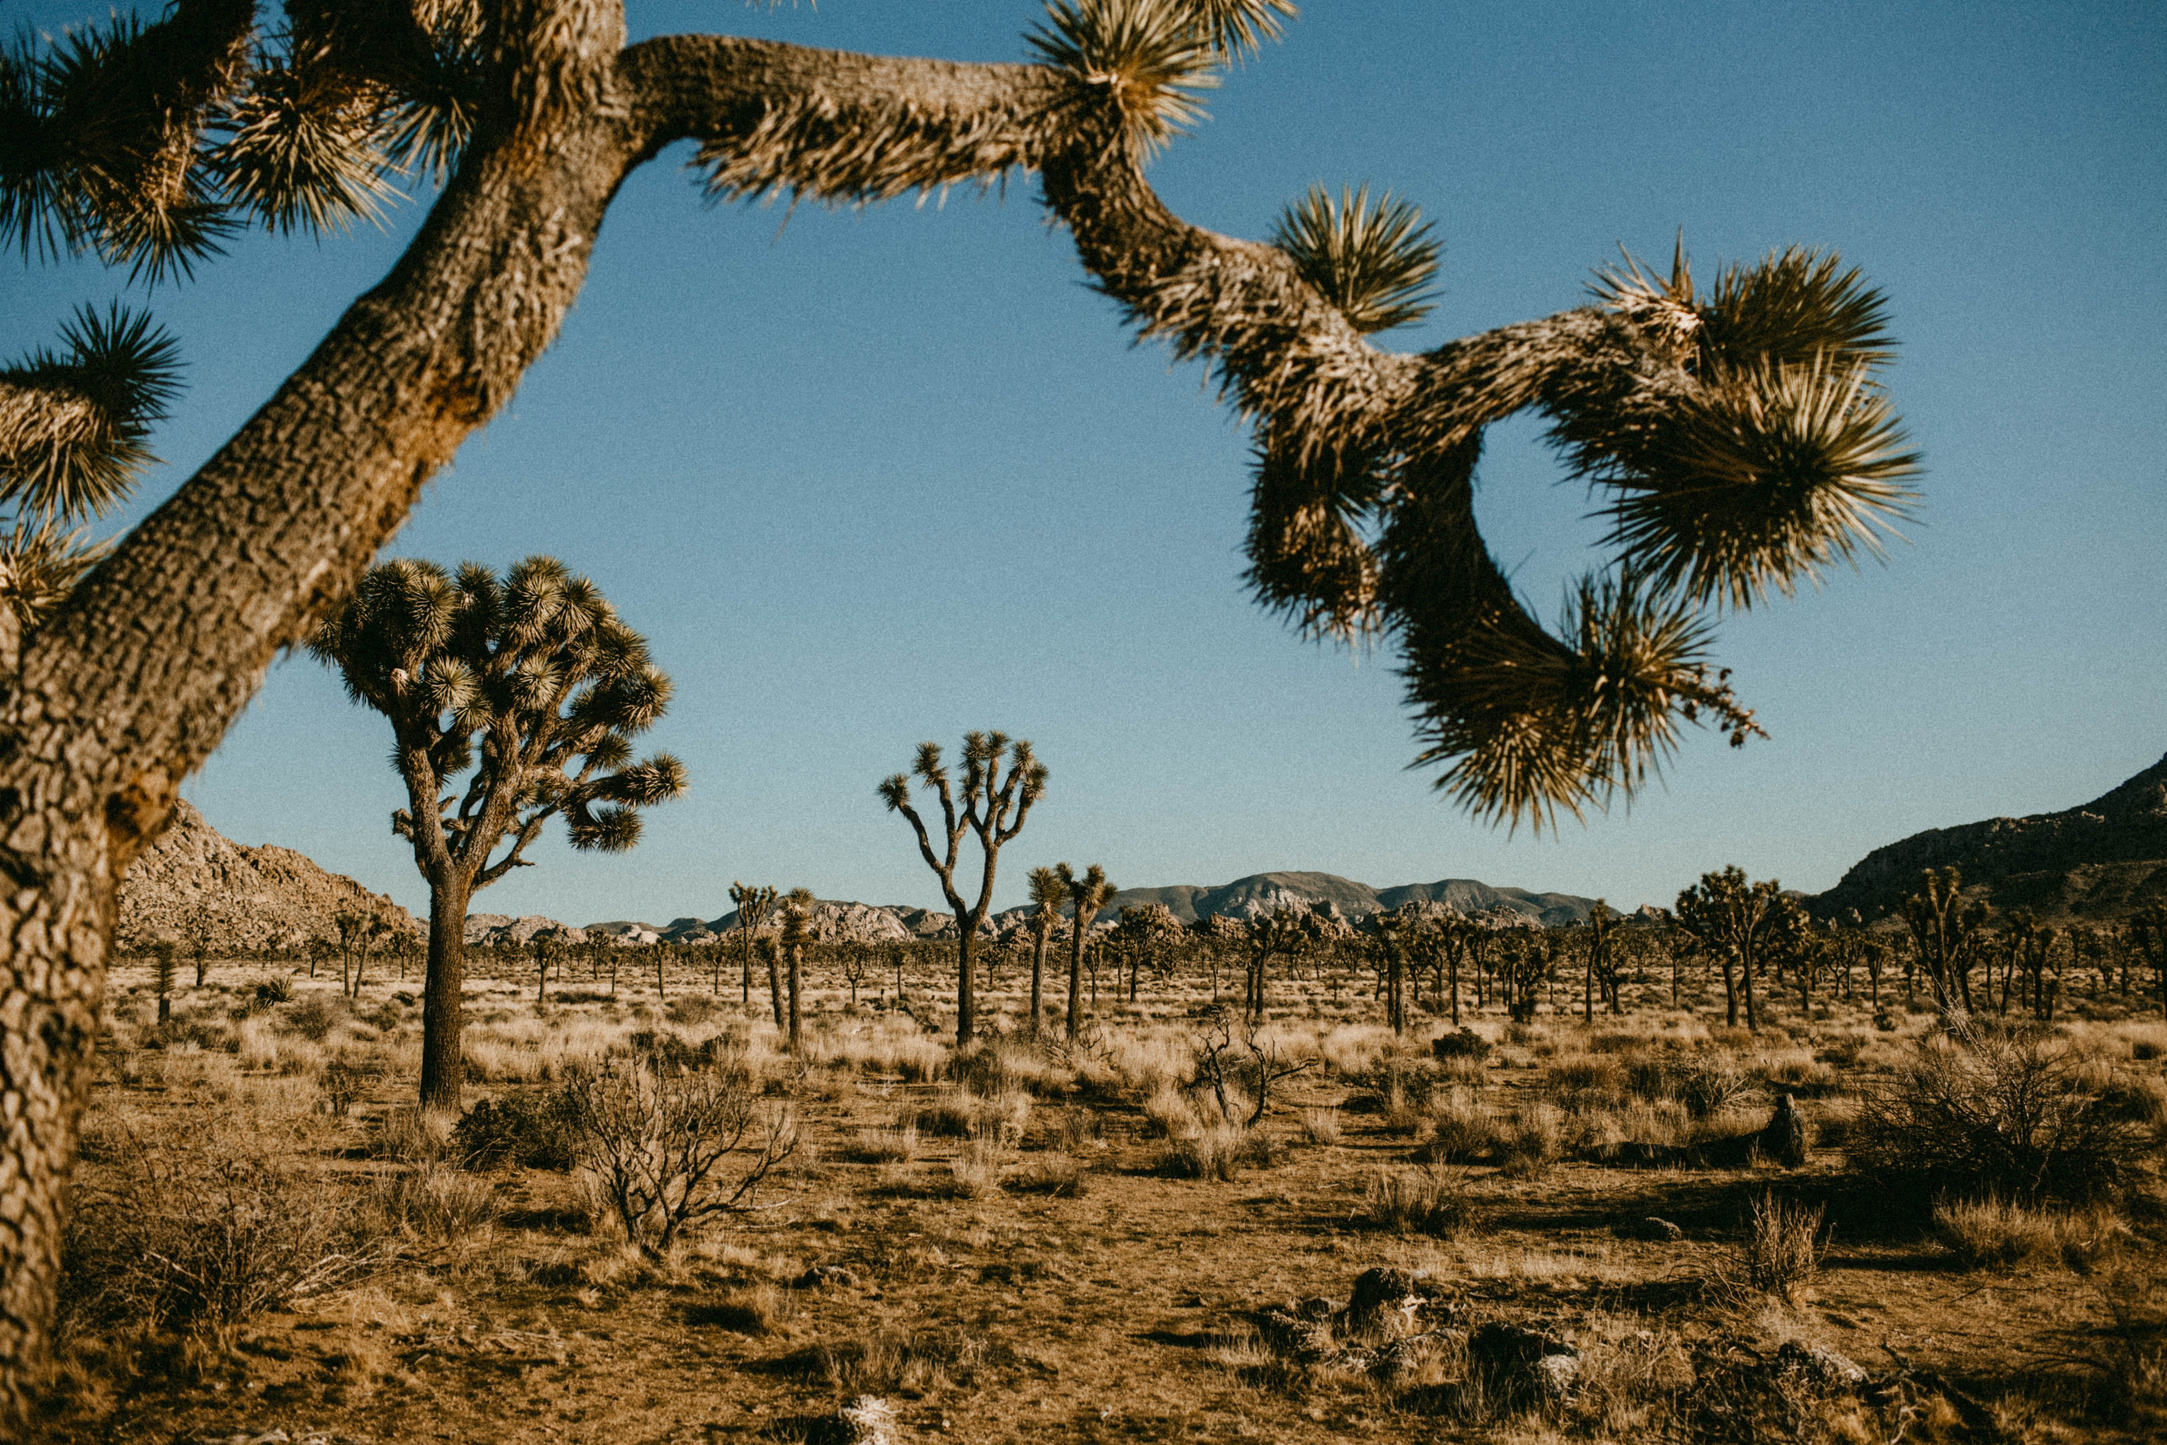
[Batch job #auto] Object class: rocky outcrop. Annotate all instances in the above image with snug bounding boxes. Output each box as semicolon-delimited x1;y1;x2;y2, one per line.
1099;872;1596;927
117;800;418;953
1813;752;2167;923
465;914;590;948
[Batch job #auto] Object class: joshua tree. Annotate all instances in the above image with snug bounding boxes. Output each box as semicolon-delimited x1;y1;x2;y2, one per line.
1025;866;1066;1038
1363;909;1414;1033
310;556;686;1110
1673;865;1804;1030
333;908;397;1000
532;930;570;1005
1114;903;1181;1002
151;940;177;1025
838;941;870;1008
779;887;813;1049
182;900;218;987
1901;866;1992;1017
1056;862;1116;1039
727;882;776;1006
1240;908;1310;1025
879;732;1048;1044
0;0;1925;1413
2127;905;2167;1020
1583;900;1620;1020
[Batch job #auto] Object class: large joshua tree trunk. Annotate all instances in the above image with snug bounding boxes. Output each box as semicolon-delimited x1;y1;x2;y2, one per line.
419;875;472;1111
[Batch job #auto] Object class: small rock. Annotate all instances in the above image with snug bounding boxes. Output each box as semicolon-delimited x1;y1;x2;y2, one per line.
1639;1216;1684;1242
1292;1294;1342;1321
1774;1340;1869;1391
1757;1094;1809;1168
1345;1267;1425;1336
792;1264;861;1291
1467;1321;1580;1401
806;1396;897;1445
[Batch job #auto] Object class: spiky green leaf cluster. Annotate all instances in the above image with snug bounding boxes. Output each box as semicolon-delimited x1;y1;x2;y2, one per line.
1;0;490;279
1271;182;1439;334
1028;0;1296;157
2;302;182;523
310;555;686;872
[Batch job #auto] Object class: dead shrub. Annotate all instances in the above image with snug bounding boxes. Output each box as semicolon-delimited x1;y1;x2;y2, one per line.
452;1088;584;1170
562;1054;796;1260
1849;1023;2156;1205
60;1119;379;1337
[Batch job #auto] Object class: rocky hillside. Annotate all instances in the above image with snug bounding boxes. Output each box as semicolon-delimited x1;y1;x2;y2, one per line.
118;801;418;952
1813;751;2167;923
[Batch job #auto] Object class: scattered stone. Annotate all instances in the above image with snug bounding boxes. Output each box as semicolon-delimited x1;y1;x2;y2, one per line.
1774;1340;1869;1392
1637;1216;1684;1242
805;1396;897;1445
1345;1267;1426;1337
1255;1307;1339;1362
792;1264;861;1291
1756;1094;1810;1168
1467;1321;1580;1401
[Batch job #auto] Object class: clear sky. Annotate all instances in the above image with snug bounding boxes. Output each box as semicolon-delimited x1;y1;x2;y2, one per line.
5;1;2163;925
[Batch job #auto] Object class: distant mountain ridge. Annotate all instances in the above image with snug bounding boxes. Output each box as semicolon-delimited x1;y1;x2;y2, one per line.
1812;751;2167;923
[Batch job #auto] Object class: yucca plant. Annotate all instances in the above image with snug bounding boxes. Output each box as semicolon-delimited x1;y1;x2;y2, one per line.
1272;183;1440;335
1055;862;1116;1040
311;556;686;1109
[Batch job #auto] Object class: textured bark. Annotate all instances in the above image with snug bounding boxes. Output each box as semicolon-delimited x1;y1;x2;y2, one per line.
0;16;1058;1423
419;874;472;1110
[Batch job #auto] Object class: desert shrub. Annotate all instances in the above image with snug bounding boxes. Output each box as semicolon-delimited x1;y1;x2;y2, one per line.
253;976;293;1007
1043;1107;1103;1153
1299;1108;1343;1146
1629;1054;1754;1118
954;1033;1069;1098
61;1120;377;1336
1430;1027;1492;1061
1360;1166;1474;1238
665;994;720;1026
318;1059;368;1116
912;1088;1030;1144
1737;1191;1824;1304
282;994;346;1043
1141;1081;1198;1138
452;1088;583;1170
1931;1195;2127;1273
1357;1055;1446;1110
1849;1024;2157;1204
1158;1124;1269;1181
1427;1091;1506;1164
562;1054;796;1259
369;1160;501;1243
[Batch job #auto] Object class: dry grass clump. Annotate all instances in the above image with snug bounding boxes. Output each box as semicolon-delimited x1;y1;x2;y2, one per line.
914;1088;1031;1144
1931;1195;2128;1272
1498;1103;1571;1177
1359;1166;1475;1238
368;1160;501;1244
845;1120;919;1164
1426;1089;1506;1164
1299;1107;1343;1146
806;1328;1003;1397
1627;1052;1755;1118
1736;1191;1825;1305
943;1135;1010;1198
1157;1123;1270;1181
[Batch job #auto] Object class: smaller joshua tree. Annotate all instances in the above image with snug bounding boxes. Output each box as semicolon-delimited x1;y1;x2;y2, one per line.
311;556;686;1109
780;888;814;1049
151;940;177;1025
1902;866;1992;1017
879;732;1048;1045
1056;863;1116;1040
1026;866;1066;1038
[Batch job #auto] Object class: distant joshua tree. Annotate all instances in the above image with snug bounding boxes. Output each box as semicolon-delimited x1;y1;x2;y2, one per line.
1056;863;1116;1040
780;888;814;1048
1901;866;1992;1017
879;732;1048;1045
182;901;218;987
1025;867;1067;1038
311;556;686;1110
1674;865;1807;1030
151;941;177;1025
727;883;777;1006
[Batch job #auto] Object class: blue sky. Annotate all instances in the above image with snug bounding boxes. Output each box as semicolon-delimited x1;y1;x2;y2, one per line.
5;1;2163;923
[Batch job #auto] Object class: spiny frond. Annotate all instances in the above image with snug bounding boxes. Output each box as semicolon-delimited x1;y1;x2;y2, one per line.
0;303;182;522
1028;0;1220;158
1600;356;1920;608
1697;247;1896;374
1271;182;1439;334
0;517;109;632
1185;0;1299;60
209;48;399;235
